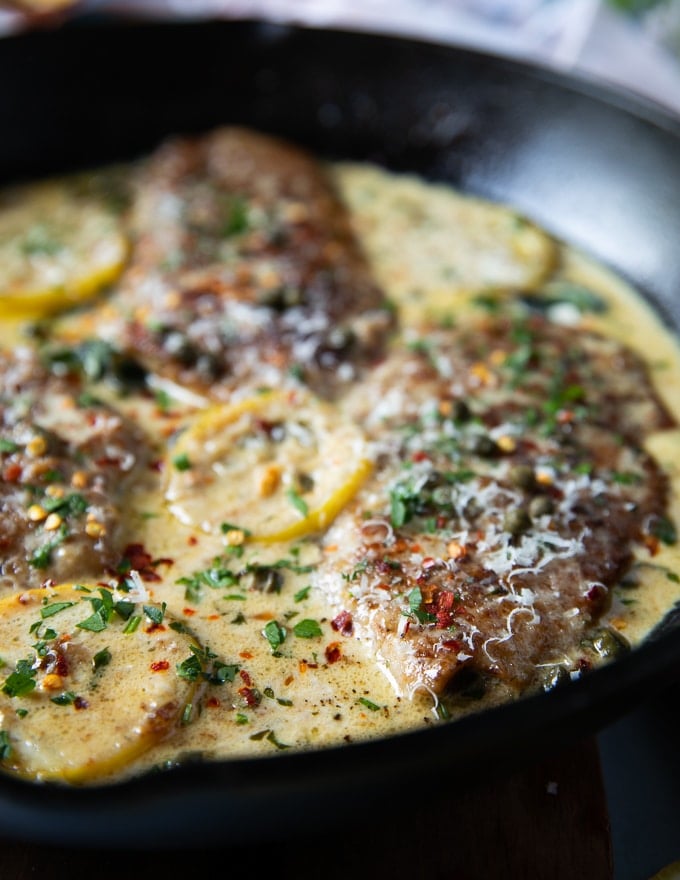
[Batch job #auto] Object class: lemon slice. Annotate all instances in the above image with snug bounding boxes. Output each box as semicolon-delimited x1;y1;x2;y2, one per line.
333;163;558;323
165;391;372;542
0;585;201;783
0;179;128;319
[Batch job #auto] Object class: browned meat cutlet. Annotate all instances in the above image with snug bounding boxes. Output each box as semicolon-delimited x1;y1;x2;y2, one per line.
317;315;674;702
0;348;149;591
113;127;393;398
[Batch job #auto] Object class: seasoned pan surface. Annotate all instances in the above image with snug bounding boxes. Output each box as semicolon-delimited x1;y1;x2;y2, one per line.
1;18;680;848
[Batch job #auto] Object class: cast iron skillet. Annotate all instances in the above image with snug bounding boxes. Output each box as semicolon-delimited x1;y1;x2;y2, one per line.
1;18;680;849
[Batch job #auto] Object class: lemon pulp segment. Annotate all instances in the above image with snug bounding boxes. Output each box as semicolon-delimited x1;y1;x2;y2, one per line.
164;391;373;542
0;179;128;319
0;585;201;783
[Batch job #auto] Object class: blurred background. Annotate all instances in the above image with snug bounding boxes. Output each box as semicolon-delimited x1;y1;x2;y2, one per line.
2;0;680;115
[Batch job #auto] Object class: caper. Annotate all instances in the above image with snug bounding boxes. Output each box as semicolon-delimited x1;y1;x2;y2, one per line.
451;399;471;422
588;627;630;660
296;471;315;493
529;495;555;518
250;568;285;593
509;464;536;490
469;434;498;457
503;507;531;536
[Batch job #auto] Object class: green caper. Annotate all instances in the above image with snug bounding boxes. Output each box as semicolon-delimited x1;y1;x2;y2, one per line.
469;434;498;457
529;495;555;518
451;399;471;422
503;507;531;536
509;464;536;490
588;627;630;660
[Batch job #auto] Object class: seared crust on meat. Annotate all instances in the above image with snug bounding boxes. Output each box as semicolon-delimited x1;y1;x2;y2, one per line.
112;128;393;398
317;314;673;699
0;349;148;590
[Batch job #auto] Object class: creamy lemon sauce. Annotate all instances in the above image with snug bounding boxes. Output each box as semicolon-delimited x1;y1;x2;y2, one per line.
1;159;680;784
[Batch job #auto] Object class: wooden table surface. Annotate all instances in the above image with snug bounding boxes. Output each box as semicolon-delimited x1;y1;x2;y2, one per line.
0;737;611;880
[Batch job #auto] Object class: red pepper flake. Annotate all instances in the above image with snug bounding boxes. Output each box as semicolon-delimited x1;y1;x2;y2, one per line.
206;696;221;708
331;610;354;636
411;450;429;463
238;686;260;708
643;534;660;556
118;543;168;582
3;463;21;482
52;643;69;677
145;623;166;634
182;607;196;616
187;535;198;546
150;660;170;672
149;459;164;472
239;669;252;686
74;696;89;711
325;642;342;664
586;584;605;603
239;651;253;660
207;614;220;621
284;675;294;686
432;590;459;629
95;456;123;468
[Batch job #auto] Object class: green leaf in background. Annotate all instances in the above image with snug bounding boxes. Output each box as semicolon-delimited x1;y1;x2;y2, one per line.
608;0;669;14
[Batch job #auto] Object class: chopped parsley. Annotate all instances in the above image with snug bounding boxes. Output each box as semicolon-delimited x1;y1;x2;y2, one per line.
358;697;381;712
292;619;322;639
286;488;309;517
2;658;37;698
172;453;192;472
262;620;287;654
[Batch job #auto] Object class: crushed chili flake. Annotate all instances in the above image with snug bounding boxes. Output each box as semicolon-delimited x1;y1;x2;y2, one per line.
119;543;164;582
239;651;253;660
182;607;196;616
150;660;170;671
643;534;660;556
187;535;198;546
238;686;260;708
206;697;221;708
74;696;89;710
325;642;342;664
331;610;354;636
95;456;123;468
3;463;22;482
239;669;252;686
145;623;166;634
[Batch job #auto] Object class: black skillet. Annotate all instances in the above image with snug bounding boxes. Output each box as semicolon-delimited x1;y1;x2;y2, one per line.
1;18;680;849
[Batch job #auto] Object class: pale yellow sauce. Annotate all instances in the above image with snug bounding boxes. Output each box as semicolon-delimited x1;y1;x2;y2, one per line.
2;160;680;783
